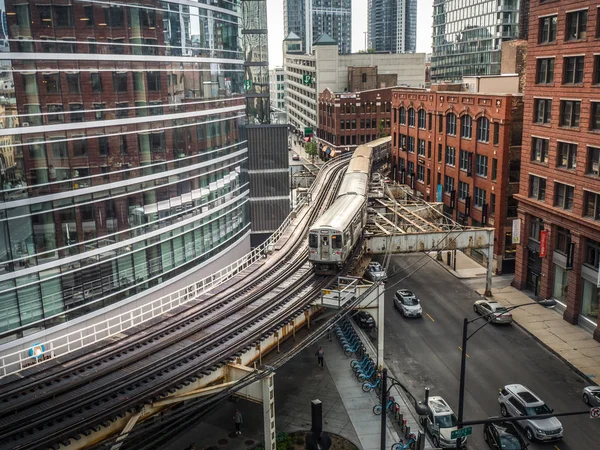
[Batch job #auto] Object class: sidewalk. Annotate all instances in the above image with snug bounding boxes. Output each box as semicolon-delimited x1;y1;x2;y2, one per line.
433;250;600;384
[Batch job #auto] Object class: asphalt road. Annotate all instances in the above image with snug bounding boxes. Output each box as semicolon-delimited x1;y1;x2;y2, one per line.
379;254;599;450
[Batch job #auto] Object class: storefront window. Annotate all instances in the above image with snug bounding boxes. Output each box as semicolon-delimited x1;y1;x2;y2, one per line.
553;265;569;302
581;278;599;320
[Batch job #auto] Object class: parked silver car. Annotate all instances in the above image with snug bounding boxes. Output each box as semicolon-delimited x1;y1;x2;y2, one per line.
424;396;467;449
498;384;563;441
582;386;600;406
473;300;513;324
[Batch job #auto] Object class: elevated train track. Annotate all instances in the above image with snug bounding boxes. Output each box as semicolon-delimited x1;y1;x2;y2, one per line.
0;156;353;449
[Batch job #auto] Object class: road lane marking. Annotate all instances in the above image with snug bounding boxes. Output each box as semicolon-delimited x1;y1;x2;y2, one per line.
426;313;435;322
458;346;470;358
554;446;560;450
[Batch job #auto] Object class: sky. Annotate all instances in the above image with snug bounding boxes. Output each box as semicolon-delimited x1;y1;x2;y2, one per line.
266;0;434;68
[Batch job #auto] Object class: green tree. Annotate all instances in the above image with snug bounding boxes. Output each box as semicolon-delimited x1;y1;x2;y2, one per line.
305;141;318;161
378;119;389;138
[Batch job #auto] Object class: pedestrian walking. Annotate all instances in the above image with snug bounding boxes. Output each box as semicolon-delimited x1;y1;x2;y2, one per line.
315;347;324;368
233;409;243;435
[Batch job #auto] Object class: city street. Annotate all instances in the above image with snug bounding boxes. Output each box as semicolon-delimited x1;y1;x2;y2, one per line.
380;254;599;450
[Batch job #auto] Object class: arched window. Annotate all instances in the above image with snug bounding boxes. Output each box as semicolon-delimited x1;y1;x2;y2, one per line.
362;73;367;83
461;116;473;138
477;117;490;142
399;107;406;125
408;108;415;127
418;109;426;129
446;113;456;135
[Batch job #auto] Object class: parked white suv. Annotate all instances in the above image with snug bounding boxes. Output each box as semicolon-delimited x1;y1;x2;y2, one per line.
498;384;563;441
424;396;467;449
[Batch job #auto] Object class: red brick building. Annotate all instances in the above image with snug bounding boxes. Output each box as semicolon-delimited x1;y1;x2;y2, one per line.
513;0;600;339
317;87;392;156
390;87;524;273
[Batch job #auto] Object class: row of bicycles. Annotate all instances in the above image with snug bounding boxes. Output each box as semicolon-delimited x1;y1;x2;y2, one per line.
334;319;419;450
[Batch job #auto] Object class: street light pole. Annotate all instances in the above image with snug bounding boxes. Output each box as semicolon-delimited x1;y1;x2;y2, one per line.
455;299;556;450
380;368;388;450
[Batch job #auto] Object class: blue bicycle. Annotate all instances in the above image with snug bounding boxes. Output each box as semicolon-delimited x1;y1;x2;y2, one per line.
373;396;398;415
362;374;381;393
391;432;417;450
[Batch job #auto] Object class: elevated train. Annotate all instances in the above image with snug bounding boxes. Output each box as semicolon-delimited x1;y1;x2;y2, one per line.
308;138;390;275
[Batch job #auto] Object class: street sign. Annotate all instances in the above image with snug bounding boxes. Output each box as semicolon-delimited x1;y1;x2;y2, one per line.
243;79;252;91
302;74;313;85
450;427;472;439
591;407;600;419
304;127;313;137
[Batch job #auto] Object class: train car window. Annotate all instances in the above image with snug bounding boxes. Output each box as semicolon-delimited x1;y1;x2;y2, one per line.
309;234;318;248
332;234;342;249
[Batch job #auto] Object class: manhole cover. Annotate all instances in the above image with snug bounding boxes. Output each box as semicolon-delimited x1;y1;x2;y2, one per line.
218;438;229;445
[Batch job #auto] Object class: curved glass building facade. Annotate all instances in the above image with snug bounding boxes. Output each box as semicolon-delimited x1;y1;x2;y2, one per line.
0;0;251;341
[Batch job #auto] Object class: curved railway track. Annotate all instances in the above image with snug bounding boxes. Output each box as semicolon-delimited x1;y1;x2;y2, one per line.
0;157;350;449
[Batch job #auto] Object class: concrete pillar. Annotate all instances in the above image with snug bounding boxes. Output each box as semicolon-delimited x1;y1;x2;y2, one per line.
512;213;528;290
484;230;494;297
564;234;584;325
262;373;276;450
539;224;555;300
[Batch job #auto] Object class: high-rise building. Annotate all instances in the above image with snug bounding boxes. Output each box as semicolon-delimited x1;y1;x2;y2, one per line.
431;0;521;82
284;0;352;54
0;0;254;344
513;1;600;340
368;0;417;54
269;67;286;112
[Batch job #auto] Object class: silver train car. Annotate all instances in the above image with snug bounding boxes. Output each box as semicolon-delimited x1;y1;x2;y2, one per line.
308;137;390;274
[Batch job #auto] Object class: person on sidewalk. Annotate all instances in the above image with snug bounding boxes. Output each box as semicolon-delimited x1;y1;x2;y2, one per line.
315;347;324;368
233;409;243;435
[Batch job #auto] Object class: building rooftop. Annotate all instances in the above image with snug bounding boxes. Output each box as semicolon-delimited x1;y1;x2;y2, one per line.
284;31;301;41
313;33;337;46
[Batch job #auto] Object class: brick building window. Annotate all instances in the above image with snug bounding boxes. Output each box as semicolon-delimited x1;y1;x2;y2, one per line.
563;56;584;84
458;181;469;200
530;217;543;241
408;136;415;153
360;118;365;129
352;119;357;129
99;137;109;156
418;110;426;129
147;72;161;91
408;161;414;174
536;58;554;84
428;113;432;131
474;187;486;208
116;102;129;118
399;107;406;125
493;123;499;145
532;137;549;163
408;108;415;127
91;73;103;93
418;139;425;156
437;143;442;161
113;72;128;92
340;119;345;130
444;175;454;193
587;147;600;176
105;6;125;28
72;136;88;157
585;239;600;268
69;104;84;122
529;175;546;201
595;56;600;84
445;146;456;166
554;183;574;210
417;164;425;182
559;100;580;127
94;103;105;120
534;99;552;124
393;108;397;123
446;113;456;135
557;142;577;169
66;73;80;94
477;117;490;142
43;73;61;94
459;149;470;171
461;115;472;138
565;10;587;41
539;15;557;43
47;104;64;123
555;227;570;253
584;192;600;220
591;103;600;131
490;193;496;214
491;158;497;180
55;6;74;27
475;155;488;177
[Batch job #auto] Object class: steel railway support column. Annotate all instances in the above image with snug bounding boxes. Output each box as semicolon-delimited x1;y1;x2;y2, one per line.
377;283;385;370
484;230;494;297
262;373;276;450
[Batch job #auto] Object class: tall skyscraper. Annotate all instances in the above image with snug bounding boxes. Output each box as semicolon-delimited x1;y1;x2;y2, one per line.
284;0;352;54
431;0;520;82
368;0;417;54
0;0;256;342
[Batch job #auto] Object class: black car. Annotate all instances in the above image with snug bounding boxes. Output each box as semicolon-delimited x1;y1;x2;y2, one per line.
352;311;375;329
484;420;528;450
